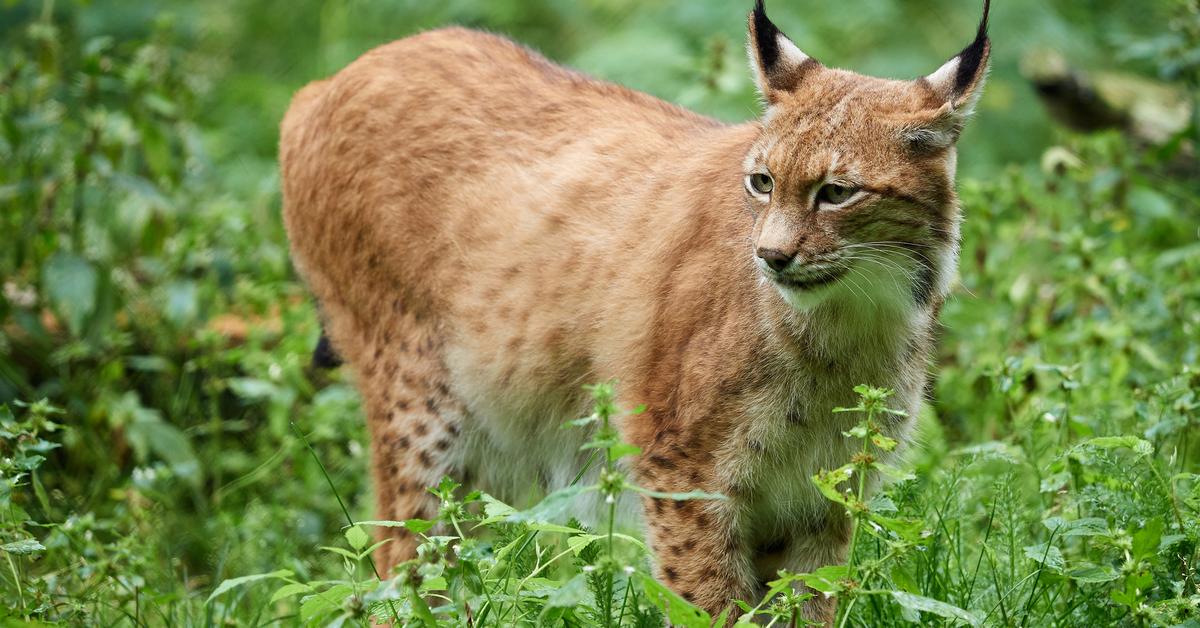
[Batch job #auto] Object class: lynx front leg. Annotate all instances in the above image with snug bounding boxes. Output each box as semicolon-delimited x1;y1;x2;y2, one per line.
640;494;756;615
634;445;756;616
782;517;852;625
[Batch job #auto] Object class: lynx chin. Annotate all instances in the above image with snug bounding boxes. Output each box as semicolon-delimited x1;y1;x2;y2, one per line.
280;0;991;620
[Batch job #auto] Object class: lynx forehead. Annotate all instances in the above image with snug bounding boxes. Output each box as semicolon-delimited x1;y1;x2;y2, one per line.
279;0;990;621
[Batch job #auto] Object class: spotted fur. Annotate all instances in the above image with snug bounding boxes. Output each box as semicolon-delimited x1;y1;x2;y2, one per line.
280;1;990;621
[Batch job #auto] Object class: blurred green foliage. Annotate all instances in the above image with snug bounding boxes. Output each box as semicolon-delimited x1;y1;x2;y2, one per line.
0;0;1198;625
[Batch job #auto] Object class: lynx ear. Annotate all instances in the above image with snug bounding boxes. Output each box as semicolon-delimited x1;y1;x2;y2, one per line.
910;0;991;148
748;0;820;103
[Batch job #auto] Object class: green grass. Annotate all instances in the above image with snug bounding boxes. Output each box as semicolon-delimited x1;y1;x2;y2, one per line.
1;0;1199;625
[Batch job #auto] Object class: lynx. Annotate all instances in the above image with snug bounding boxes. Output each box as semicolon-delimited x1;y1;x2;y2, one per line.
279;0;991;619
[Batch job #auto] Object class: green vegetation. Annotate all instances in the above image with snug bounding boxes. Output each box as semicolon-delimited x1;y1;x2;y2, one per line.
1;0;1198;625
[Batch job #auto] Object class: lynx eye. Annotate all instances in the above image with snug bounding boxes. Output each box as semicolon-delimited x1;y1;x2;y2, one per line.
747;172;774;196
817;183;859;206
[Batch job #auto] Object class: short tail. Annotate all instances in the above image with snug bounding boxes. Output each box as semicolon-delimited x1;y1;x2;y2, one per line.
312;329;343;369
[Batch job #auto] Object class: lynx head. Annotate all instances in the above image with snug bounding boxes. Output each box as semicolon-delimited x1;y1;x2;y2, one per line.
743;0;990;315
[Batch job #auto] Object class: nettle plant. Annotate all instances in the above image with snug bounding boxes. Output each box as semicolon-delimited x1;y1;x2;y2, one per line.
206;384;978;627
208;369;1200;626
209;383;729;626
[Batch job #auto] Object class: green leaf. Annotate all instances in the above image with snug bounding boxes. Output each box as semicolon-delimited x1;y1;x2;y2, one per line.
640;572;711;628
630;487;728;501
874;463;916;482
227;378;285;402
269;582;313;604
481;494;516;520
800;565;848;594
1067;564;1119;584
526;522;584;535
1023;543;1065;573
951;441;1023;464
164;280;199;324
871;433;898;451
300;583;354;622
889;591;981;626
1043;517;1109;538
1073;436;1153;458
0;539;45;555
356;519;435;534
608;442;642;461
542;574;592;610
41;251;97;336
344;525;369;551
890;565;920;594
1132;518;1163;561
812;465;855;506
319;546;361;561
207;569;293;603
867;513;925;542
506;485;592;525
419;576;448;592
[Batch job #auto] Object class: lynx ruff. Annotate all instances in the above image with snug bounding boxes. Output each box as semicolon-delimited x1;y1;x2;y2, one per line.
280;0;991;619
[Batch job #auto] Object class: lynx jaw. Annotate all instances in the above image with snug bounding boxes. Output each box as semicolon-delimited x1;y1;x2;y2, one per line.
772;266;847;292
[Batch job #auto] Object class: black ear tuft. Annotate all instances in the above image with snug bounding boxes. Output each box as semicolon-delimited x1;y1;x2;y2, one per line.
953;0;991;94
753;0;783;71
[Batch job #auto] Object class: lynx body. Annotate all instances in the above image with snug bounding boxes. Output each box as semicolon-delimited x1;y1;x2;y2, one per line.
280;1;990;619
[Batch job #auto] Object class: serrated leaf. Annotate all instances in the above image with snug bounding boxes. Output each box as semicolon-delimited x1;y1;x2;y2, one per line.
1024;543;1065;573
867;493;897;513
812;465;855;505
875;463;916;482
891;565;920;594
300;583;354;621
868;513;925;542
542;574;592;609
1043;516;1109;537
506;485;592;525
344;525;369;551
1067;564;1119;584
871;433;898;451
1074;436;1153;458
890;591;981;626
951;441;1023;463
482;494;516;520
1;539;45;555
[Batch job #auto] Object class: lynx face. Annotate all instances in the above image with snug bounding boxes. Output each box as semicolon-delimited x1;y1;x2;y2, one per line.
745;0;989;313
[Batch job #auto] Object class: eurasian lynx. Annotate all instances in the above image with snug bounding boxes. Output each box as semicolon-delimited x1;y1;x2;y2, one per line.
280;0;990;619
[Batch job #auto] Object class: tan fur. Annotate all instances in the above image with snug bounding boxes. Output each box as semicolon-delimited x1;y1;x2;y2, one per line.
280;7;988;620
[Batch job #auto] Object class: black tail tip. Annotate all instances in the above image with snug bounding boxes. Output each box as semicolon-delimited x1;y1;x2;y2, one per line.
312;332;343;369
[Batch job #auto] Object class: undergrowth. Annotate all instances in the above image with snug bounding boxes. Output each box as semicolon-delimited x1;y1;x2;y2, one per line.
2;0;1199;626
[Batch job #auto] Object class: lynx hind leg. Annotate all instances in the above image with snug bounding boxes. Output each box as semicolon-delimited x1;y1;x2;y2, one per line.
361;334;465;574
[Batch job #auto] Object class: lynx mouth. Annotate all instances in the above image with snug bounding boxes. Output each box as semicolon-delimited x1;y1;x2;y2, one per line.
771;266;849;291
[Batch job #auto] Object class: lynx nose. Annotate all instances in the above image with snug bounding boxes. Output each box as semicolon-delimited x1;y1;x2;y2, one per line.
757;248;794;272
